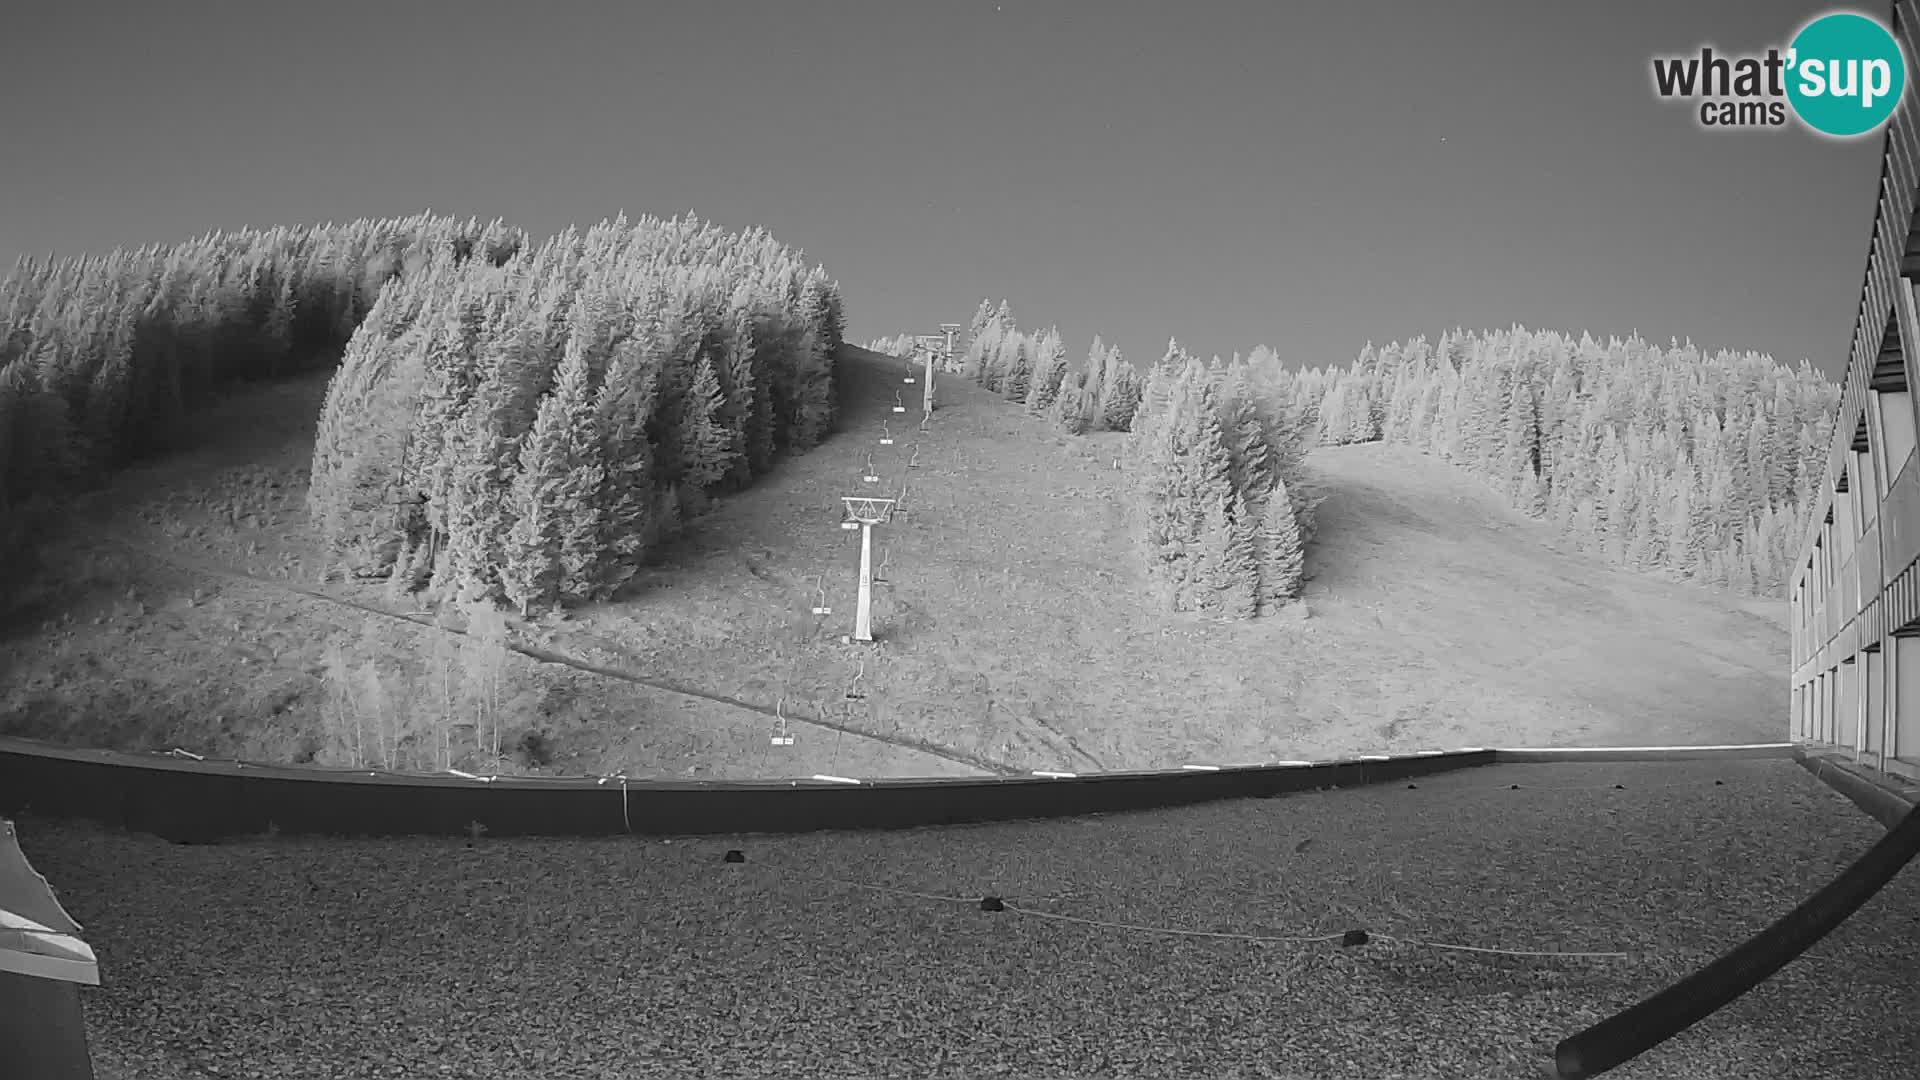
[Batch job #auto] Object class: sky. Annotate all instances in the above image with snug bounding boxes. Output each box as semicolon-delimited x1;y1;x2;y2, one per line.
0;0;1895;381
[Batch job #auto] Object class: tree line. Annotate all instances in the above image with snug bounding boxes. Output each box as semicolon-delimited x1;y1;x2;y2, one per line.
1126;346;1319;616
0;212;528;559
1295;328;1837;595
306;212;845;613
0;211;845;620
935;300;1320;618
919;303;1835;605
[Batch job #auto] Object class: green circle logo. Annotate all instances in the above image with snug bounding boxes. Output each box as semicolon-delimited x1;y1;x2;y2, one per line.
1786;12;1907;138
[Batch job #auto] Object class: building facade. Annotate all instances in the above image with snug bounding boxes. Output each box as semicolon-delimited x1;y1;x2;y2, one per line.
1791;0;1920;786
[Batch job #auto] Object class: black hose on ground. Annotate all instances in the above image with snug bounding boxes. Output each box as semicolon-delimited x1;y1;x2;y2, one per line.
1553;800;1920;1078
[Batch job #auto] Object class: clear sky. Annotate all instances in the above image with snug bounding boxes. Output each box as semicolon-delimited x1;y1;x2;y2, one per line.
0;0;1893;380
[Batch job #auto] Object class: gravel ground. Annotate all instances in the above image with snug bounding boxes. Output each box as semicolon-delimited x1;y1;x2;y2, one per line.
16;757;1920;1080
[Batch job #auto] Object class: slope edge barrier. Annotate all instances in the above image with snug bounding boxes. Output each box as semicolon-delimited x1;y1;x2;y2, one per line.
0;737;1798;842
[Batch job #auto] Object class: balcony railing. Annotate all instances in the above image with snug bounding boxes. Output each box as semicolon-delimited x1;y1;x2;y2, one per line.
1861;519;1882;601
1839;552;1858;634
1883;448;1920;579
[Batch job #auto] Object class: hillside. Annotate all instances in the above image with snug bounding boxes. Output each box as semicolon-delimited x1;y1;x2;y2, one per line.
0;345;1788;779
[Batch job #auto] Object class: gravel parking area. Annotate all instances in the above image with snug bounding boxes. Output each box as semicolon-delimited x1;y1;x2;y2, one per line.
17;757;1920;1079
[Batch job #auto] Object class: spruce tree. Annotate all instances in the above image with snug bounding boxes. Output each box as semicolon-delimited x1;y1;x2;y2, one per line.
82;326;134;472
1204;487;1260;620
1027;327;1067;413
1505;381;1534;499
592;338;660;596
1131;359;1177;439
791;272;838;448
1318;377;1350;445
1082;337;1110;419
991;299;1015;336
1099;346;1142;431
1132;368;1258;616
1001;332;1034;402
729;299;775;478
967;298;996;344
1256;477;1305;606
1051;371;1091;434
963;321;1001;384
439;322;532;600
412;290;489;543
1216;363;1276;505
500;378;572;614
1131;375;1196;610
1665;476;1696;575
979;328;1010;392
681;354;734;493
1626;471;1661;569
549;340;609;599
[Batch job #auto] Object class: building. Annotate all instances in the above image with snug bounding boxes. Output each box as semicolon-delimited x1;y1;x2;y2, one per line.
1790;0;1920;788
0;818;100;1080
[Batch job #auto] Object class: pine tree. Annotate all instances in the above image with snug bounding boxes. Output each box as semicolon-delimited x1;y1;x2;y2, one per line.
439;405;512;601
1665;468;1697;574
1256;477;1305;606
1626;468;1661;570
548;339;609;600
1131;359;1178;439
1205;487;1261;620
81;323;134;472
1027;327;1068;413
438;322;533;600
1051;371;1091;434
962;320;1001;384
1503;372;1541;498
991;299;1015;336
1132;366;1259;616
1216;363;1276;505
263;268;297;369
1128;370;1188;598
980;328;1014;393
592;338;660;596
681;354;734;494
1099;346;1142;431
500;378;572;614
967;298;996;344
1382;365;1414;444
1318;377;1350;445
1082;337;1110;416
729;300;775;478
1599;440;1633;565
791;271;838;448
1001;332;1034;402
412;290;489;545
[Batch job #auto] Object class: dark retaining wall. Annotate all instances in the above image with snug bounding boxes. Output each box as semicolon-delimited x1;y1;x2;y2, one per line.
0;737;1497;841
0;738;1809;842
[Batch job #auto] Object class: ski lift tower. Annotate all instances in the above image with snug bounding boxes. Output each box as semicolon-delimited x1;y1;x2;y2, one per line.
840;495;896;643
911;336;942;413
937;323;962;408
